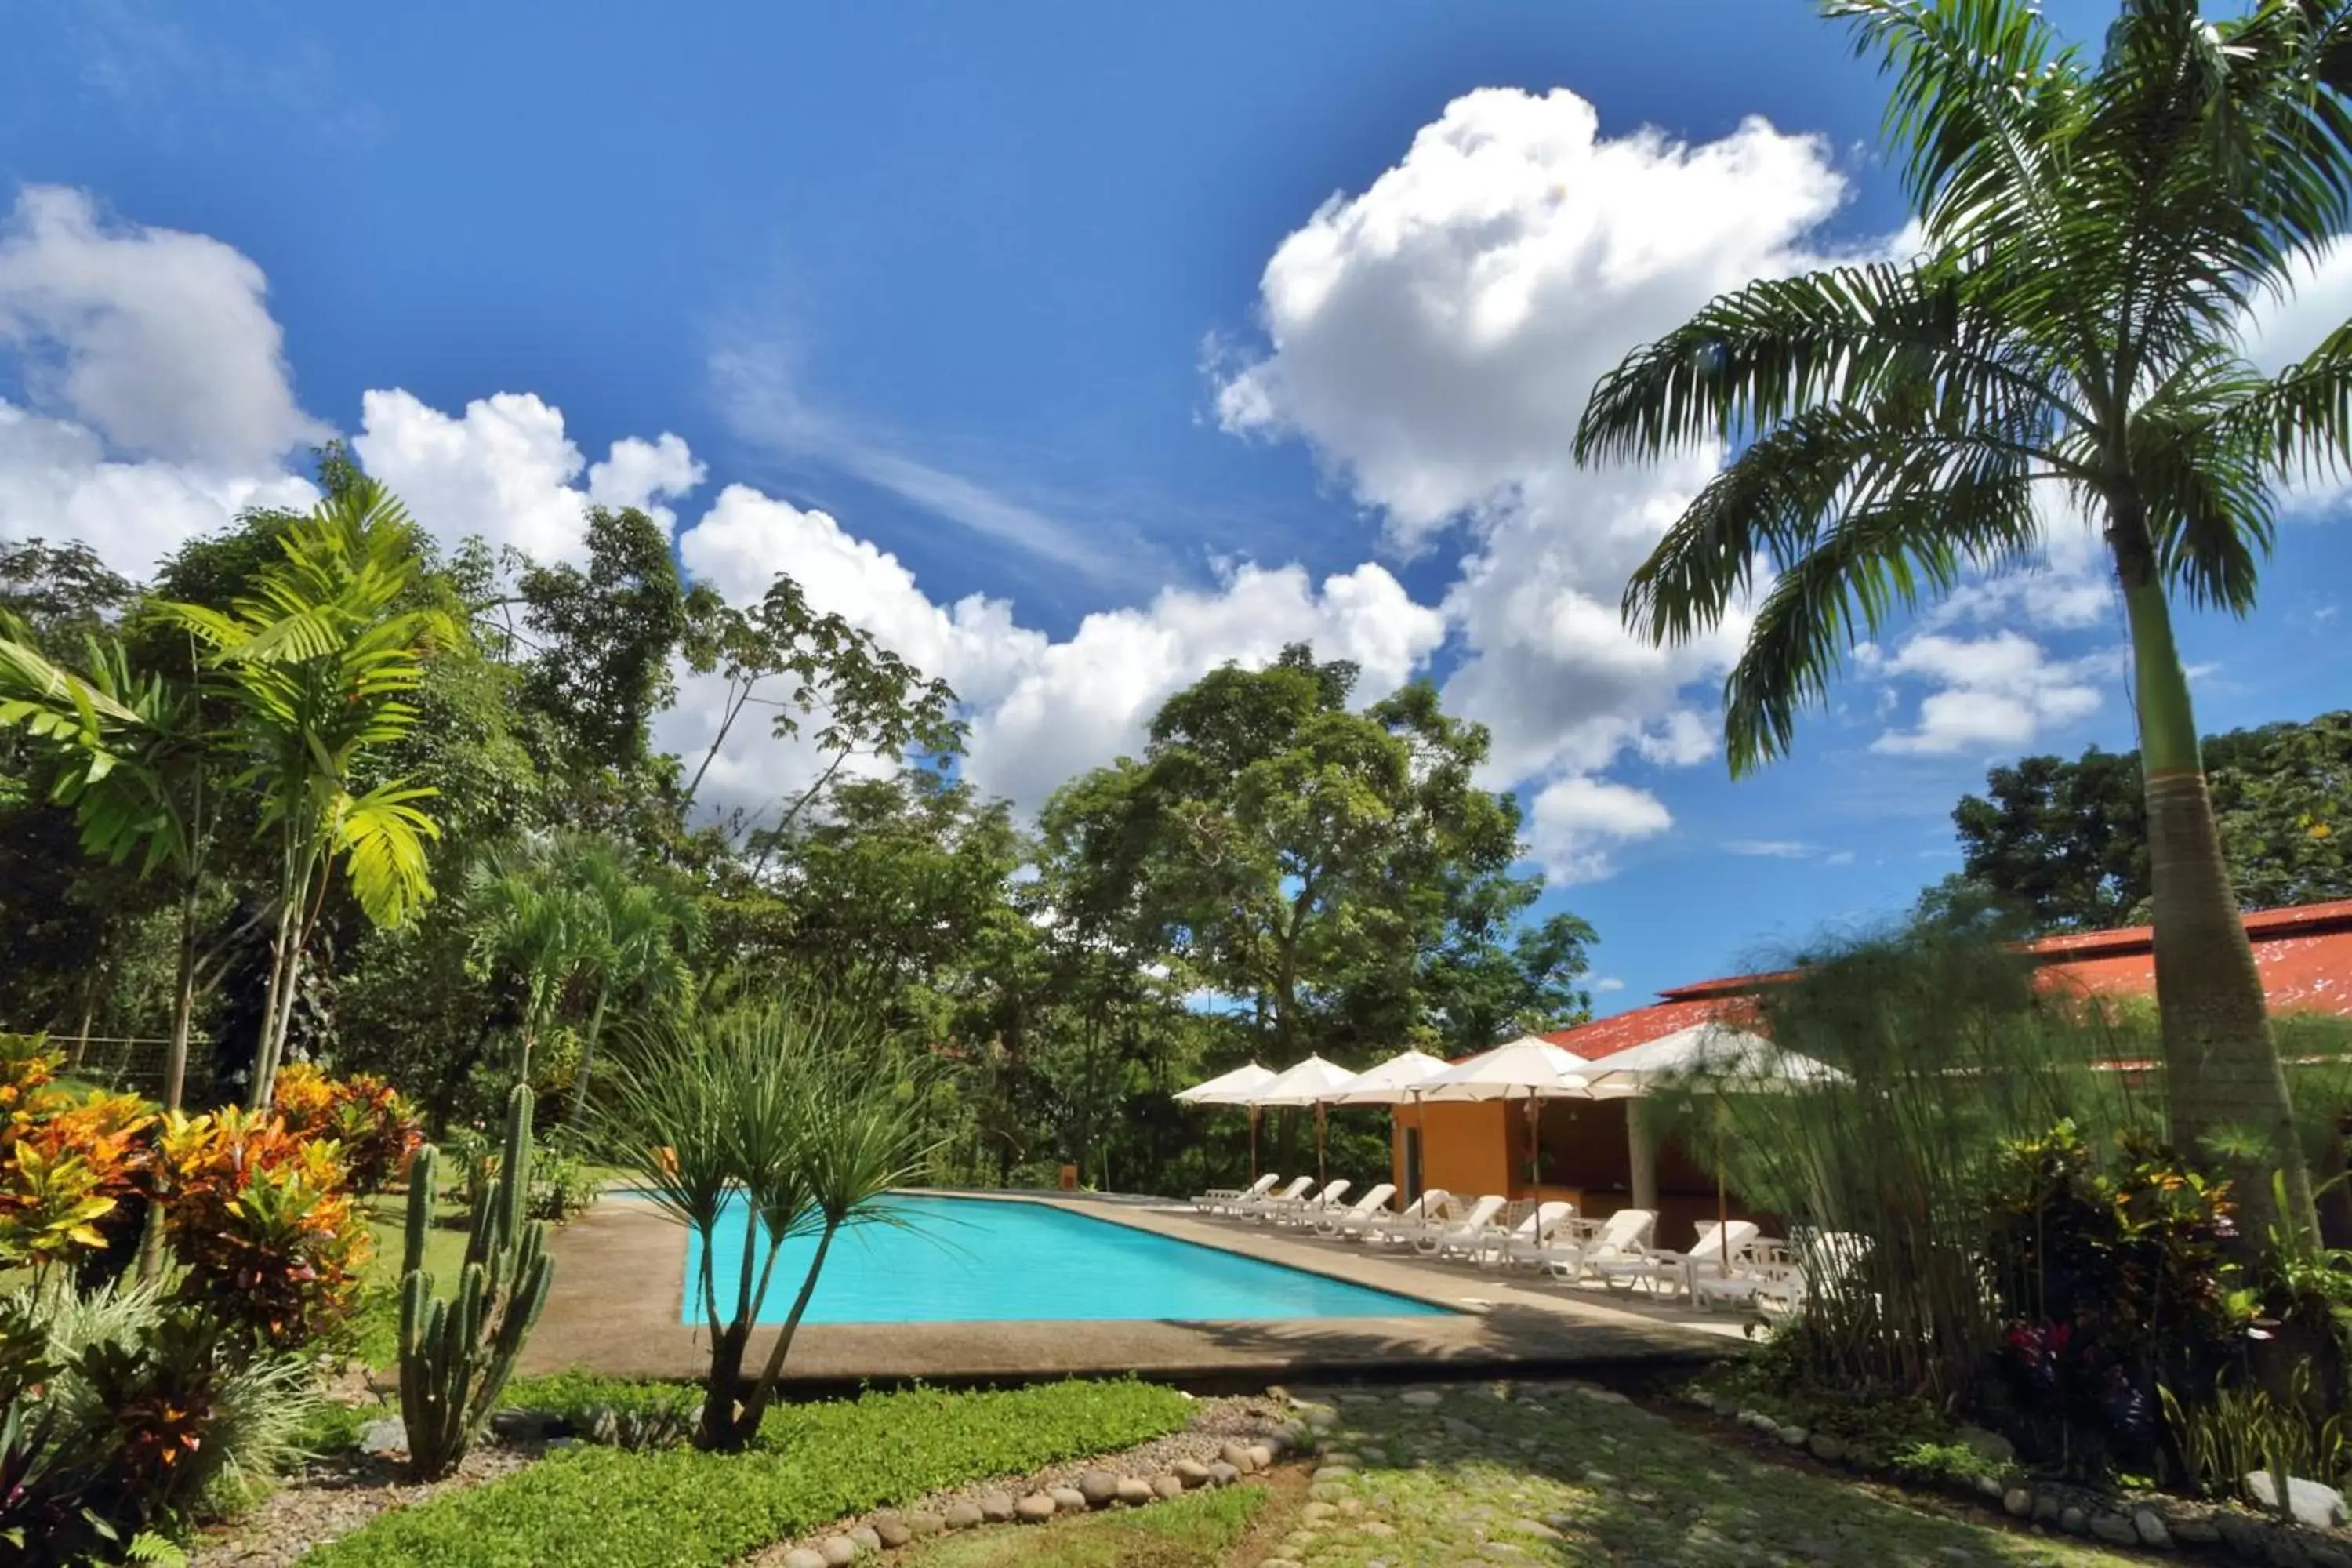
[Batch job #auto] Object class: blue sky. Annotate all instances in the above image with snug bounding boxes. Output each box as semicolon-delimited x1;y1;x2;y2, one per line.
2;0;2347;1011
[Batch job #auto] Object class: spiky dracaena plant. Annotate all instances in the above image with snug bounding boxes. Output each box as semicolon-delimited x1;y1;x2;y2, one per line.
396;1085;552;1480
598;1000;925;1452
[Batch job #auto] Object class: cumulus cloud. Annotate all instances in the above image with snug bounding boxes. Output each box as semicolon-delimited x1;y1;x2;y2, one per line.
1525;773;1674;883
353;390;705;565
1867;630;2110;757
0;186;325;469
0;186;326;573
666;480;1446;818
1214;87;1873;793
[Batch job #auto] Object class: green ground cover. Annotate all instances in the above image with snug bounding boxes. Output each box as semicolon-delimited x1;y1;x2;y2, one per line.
903;1486;1268;1568
297;1379;1193;1568
1264;1381;2144;1568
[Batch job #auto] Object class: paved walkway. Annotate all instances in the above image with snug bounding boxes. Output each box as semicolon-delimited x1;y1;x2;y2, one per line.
521;1190;1741;1388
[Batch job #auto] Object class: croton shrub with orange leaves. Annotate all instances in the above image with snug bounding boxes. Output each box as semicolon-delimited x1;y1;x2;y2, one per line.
157;1105;374;1349
0;1034;155;1286
2;1034;378;1351
271;1061;423;1195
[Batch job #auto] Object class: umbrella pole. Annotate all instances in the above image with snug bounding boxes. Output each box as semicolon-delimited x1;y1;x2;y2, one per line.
1715;1102;1731;1276
1248;1105;1259;1182
1315;1101;1327;1188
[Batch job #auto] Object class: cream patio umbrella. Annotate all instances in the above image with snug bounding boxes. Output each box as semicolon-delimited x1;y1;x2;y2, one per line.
1330;1048;1452;1205
1415;1036;1592;1196
1577;1023;1840;1271
1174;1062;1277;1180
1243;1055;1361;1188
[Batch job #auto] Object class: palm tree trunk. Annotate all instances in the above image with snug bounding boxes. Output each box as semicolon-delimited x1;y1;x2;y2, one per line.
2111;501;2318;1247
564;985;611;1129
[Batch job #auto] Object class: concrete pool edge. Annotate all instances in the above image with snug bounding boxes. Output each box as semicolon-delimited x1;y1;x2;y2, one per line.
524;1188;1744;1390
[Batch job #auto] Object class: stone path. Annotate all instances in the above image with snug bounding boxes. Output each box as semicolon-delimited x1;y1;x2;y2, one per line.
1248;1380;2145;1568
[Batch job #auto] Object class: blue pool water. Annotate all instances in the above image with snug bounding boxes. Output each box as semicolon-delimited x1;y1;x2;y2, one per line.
682;1193;1452;1325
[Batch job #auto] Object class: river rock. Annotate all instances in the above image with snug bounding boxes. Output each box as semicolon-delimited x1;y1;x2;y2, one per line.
1807;1433;1847;1464
943;1501;983;1530
816;1539;857;1567
1207;1460;1240;1486
977;1492;1015;1523
2246;1473;2350;1530
1116;1476;1154;1506
870;1515;910;1548
1172;1458;1210;1488
2089;1513;2137;1545
2002;1488;2032;1518
779;1551;826;1568
2133;1507;2172;1549
1015;1494;1056;1523
1247;1443;1276;1469
358;1418;405;1457
847;1526;880;1554
2060;1505;2089;1535
1400;1388;1442;1406
1079;1469;1120;1508
1050;1486;1087;1511
1152;1474;1184;1499
906;1511;946;1537
1218;1441;1255;1472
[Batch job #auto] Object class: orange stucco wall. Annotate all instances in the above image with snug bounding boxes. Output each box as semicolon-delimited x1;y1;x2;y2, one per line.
1389;1100;1512;1204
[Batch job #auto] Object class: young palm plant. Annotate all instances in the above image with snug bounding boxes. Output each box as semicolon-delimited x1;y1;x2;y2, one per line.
1575;0;2352;1243
597;1000;922;1451
154;481;450;1109
563;840;699;1128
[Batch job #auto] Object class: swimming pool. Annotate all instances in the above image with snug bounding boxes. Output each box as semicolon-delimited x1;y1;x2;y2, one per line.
682;1193;1452;1325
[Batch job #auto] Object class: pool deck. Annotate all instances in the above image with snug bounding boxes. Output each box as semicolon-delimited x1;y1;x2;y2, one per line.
520;1191;1747;1391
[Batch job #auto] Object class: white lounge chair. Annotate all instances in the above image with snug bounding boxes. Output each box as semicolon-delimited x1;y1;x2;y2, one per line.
1417;1194;1507;1259
1544;1207;1657;1285
1194;1173;1278;1214
1720;1229;1867;1313
1364;1189;1451;1247
1313;1183;1398;1238
1476;1200;1577;1270
1272;1178;1352;1227
1691;1237;1793;1312
1231;1175;1312;1221
1599;1219;1759;1297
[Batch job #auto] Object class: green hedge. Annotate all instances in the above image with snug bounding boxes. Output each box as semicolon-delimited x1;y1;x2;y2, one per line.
300;1380;1193;1568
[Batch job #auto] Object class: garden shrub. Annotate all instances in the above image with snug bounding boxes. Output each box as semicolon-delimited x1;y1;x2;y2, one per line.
158;1107;372;1350
304;1379;1193;1568
1980;1120;2249;1477
273;1063;423;1196
1;1280;318;1565
0;1035;155;1288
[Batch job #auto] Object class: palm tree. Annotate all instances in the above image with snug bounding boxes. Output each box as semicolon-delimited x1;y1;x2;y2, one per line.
464;841;595;1086
1574;0;2352;1243
154;481;449;1109
0;622;220;1116
563;839;699;1128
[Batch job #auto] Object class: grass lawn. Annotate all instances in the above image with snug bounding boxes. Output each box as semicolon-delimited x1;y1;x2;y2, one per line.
902;1484;1269;1568
335;1187;472;1371
299;1379;1194;1568
1265;1381;2147;1568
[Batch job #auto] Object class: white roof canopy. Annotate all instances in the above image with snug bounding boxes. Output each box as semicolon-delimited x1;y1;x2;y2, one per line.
1241;1054;1361;1106
1173;1062;1276;1105
1577;1025;1841;1098
1415;1036;1592;1102
1330;1049;1452;1105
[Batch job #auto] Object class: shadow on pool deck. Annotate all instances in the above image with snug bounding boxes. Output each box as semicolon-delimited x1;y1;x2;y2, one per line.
520;1190;1745;1393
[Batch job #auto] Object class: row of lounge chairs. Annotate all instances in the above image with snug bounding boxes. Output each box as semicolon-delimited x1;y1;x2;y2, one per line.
1189;1173;1859;1308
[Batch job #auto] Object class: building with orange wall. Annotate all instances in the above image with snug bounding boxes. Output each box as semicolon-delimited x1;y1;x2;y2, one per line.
1387;899;2352;1248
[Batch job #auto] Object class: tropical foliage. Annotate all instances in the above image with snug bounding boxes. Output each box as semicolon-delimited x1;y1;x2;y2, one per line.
1578;0;2352;1244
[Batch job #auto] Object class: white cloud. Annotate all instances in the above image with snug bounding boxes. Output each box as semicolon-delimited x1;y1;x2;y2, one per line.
0;187;326;470
1868;630;2109;757
1525;774;1673;883
352;390;704;564
666;480;1446;819
1723;839;1814;858
0;399;316;576
1214;87;1877;796
1591;976;1626;994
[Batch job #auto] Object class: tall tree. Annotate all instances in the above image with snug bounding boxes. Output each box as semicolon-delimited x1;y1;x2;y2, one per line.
1048;645;1539;1067
1576;0;2352;1241
154;481;450;1108
1953;711;2352;932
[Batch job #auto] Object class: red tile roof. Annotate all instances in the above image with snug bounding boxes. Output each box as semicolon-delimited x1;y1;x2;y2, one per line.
1546;898;2352;1060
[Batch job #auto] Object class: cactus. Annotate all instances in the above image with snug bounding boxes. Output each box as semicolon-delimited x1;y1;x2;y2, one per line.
397;1083;554;1479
